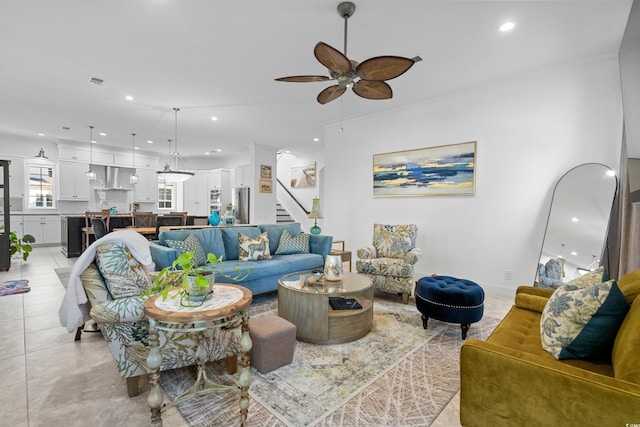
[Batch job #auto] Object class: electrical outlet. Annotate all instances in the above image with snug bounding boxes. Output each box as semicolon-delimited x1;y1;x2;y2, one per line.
504;270;513;280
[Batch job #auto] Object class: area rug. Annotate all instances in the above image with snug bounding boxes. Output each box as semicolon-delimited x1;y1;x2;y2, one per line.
0;279;30;296
161;296;500;427
54;267;71;289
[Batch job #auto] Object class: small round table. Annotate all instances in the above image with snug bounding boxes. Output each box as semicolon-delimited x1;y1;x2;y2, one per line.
144;284;253;426
278;271;373;344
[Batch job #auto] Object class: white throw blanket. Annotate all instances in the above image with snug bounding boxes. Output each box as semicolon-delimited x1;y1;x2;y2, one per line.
58;230;155;333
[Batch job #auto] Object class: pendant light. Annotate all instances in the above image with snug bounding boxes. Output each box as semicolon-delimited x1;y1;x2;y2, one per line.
156;107;194;182
129;133;138;185
86;125;97;182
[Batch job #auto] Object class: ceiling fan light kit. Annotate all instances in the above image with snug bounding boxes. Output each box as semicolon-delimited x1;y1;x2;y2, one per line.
276;1;419;105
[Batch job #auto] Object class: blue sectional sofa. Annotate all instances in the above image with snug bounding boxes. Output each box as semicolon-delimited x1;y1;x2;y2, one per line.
149;223;333;296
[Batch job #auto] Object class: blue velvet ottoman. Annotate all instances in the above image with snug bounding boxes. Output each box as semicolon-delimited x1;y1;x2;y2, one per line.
415;275;484;339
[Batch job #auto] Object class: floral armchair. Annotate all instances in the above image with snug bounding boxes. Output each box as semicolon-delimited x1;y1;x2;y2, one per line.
356;224;422;304
80;241;241;397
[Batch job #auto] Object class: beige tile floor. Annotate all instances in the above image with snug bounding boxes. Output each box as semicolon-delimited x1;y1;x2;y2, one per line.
0;246;513;427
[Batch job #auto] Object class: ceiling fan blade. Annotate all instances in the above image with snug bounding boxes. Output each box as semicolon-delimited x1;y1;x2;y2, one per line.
275;75;331;83
352;80;393;100
356;56;415;81
314;42;352;73
317;85;347;104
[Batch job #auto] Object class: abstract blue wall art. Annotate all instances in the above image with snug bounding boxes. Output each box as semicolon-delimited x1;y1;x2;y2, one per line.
373;141;476;197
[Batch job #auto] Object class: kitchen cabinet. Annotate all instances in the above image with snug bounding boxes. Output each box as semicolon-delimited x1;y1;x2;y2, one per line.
58;161;90;200
58;146;91;162
135;155;158;169
134;168;158;202
184;171;210;216
91;150;114;165
6;156;25;199
234;165;250;187
21;215;61;245
114;152;134;167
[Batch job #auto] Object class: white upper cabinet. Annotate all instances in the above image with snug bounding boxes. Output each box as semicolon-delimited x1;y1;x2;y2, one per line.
134;168;158;202
58;161;90;200
58;146;91;162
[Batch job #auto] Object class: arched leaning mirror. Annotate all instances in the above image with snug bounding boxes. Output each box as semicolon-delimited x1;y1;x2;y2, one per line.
536;163;618;289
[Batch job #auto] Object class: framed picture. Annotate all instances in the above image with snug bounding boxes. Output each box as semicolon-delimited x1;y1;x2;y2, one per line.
373;141;476;197
290;162;316;188
259;179;273;193
260;164;272;179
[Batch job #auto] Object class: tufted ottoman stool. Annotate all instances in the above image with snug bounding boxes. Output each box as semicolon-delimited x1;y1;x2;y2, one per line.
415;275;484;339
249;315;297;374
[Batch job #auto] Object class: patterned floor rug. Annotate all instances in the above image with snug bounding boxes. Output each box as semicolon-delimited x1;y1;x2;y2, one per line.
161;294;500;427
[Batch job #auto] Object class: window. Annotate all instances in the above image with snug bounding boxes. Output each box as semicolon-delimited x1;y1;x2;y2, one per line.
28;164;55;209
158;181;174;209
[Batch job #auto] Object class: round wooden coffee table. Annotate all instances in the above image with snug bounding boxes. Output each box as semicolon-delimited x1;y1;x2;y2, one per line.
278;271;373;344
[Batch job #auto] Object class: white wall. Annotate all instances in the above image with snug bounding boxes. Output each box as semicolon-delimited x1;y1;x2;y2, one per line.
276;151;325;232
323;53;624;295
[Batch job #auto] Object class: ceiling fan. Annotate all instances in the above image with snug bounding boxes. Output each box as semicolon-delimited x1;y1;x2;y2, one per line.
275;1;421;105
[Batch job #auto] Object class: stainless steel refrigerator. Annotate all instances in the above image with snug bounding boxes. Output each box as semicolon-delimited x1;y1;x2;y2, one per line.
233;187;250;224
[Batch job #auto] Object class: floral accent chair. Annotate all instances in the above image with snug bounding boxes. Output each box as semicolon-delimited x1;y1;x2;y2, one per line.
356;224;422;304
80;242;241;397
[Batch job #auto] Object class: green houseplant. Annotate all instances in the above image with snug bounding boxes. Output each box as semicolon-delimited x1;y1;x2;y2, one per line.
144;250;249;306
10;232;35;261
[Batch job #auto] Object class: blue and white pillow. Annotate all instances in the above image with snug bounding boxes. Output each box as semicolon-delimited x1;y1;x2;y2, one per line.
275;229;310;255
540;279;630;361
165;233;207;266
95;242;151;299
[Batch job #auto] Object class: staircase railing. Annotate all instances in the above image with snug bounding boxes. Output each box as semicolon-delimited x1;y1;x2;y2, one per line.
276;178;310;215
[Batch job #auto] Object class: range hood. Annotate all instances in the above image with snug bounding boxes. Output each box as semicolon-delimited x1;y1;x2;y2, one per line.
96;166;132;191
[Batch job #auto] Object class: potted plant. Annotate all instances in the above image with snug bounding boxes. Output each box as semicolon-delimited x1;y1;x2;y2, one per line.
10;232;35;261
144;250;249;307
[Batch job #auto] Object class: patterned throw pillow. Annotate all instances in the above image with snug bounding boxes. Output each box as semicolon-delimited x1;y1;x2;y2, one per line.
95;242;152;299
540;279;630;361
567;266;606;287
165;233;207;266
372;224;417;259
238;231;271;261
275;229;310;255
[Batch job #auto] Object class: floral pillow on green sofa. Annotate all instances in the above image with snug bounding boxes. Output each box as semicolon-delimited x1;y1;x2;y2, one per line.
540;279;630;361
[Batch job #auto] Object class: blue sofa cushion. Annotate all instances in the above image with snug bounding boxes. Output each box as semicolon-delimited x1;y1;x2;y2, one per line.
221;227;262;261
259;223;302;254
209;253;324;282
159;228;225;260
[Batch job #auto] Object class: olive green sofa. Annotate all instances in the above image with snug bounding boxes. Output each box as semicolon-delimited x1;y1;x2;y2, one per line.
460;271;640;427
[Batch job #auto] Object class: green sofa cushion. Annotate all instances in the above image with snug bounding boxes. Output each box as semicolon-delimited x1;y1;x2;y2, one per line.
612;297;640;384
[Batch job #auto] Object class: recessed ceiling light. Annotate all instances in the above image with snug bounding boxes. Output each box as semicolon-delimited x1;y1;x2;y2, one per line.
146;140;153;144
211;116;218;121
37;133;45;137
125;95;134;101
571;251;578;256
499;21;515;32
313;137;319;142
134;146;140;150
572;217;579;222
99;132;106;136
216;149;222;152
91;140;97;144
606;170;616;177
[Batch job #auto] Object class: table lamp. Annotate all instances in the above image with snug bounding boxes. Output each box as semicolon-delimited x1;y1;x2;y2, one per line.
308;197;324;235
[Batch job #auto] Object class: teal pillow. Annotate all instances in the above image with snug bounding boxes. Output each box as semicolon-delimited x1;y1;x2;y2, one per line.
275;229;310;255
95;242;151;299
541;279;630;361
165;234;207;266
